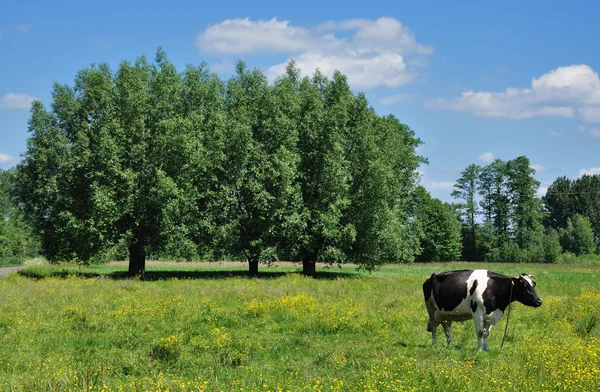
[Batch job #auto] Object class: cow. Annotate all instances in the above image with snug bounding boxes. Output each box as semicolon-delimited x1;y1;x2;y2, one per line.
423;269;542;351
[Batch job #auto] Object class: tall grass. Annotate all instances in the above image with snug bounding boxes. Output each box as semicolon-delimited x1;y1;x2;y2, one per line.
0;262;598;391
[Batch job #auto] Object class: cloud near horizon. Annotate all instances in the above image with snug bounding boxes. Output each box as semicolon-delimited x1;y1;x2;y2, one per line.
197;17;433;90
478;152;494;163
579;167;600;176
0;153;18;165
425;64;600;123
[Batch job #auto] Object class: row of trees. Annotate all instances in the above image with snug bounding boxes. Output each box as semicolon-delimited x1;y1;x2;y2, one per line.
12;49;427;275
452;157;599;262
4;49;598;272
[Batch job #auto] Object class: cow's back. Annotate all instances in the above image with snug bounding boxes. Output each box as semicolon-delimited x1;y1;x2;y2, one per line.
429;270;473;312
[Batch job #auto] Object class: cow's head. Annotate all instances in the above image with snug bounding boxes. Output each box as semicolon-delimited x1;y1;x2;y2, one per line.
512;274;542;307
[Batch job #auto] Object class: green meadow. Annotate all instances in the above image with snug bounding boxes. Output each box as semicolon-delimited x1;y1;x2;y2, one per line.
1;262;599;391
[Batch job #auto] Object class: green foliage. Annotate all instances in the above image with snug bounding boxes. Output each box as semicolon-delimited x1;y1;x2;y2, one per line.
544;174;600;242
0;168;39;260
414;187;462;262
541;228;563;263
452;164;479;260
560;214;596;256
14;50;424;274
453;156;549;262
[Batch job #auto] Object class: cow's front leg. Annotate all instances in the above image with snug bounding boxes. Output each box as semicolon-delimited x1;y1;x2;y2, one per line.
481;322;492;351
473;309;485;350
442;320;452;345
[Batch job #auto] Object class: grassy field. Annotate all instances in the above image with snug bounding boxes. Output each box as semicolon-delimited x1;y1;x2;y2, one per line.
0;262;599;391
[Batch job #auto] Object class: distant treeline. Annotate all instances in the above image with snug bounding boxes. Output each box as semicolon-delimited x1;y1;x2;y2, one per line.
452;160;599;263
2;49;598;274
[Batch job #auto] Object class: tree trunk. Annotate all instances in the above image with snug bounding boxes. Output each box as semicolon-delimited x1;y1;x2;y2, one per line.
302;260;316;277
128;241;146;276
248;259;259;276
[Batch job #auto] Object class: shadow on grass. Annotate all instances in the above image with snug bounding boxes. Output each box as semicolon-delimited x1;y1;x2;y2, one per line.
18;267;362;281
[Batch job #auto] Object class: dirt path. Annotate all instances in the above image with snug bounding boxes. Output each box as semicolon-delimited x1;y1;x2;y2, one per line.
0;266;25;277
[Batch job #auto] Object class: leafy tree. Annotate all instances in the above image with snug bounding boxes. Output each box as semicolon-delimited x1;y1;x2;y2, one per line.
572;174;600;241
223;61;303;275
541;228;562;263
0;169;38;259
478;159;510;246
346;99;424;269
15;49;216;274
452;164;480;260
414;187;461;262
544;174;600;244
295;70;354;276
559;214;596;256
543;176;574;230
505;156;543;248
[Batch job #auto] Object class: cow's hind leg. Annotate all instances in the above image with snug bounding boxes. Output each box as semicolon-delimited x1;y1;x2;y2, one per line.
427;318;437;345
442;320;452;345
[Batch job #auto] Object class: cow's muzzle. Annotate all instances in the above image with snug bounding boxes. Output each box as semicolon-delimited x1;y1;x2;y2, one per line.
533;299;542;307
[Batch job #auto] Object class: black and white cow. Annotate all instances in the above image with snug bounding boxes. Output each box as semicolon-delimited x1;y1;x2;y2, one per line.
423;269;542;351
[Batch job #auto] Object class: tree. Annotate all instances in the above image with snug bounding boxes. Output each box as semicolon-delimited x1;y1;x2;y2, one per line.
543;176;574;230
544;174;600;244
414;187;461;262
0;169;38;259
222;61;303;275
15;49;216;275
505;156;543;248
572;174;600;242
452;164;480;260
559;214;596;256
295;70;354;276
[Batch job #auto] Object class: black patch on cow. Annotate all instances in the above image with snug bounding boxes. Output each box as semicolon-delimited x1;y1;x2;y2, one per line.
469;280;478;296
471;300;477;313
429;270;472;312
481;271;513;314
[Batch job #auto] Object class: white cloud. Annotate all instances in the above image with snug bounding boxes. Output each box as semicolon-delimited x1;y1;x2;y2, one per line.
430;181;455;190
0;92;38;109
530;163;545;172
197;17;432;90
0;153;18;165
579;168;600;176
14;24;29;33
548;130;563;137
478;152;494;163
590;128;600;138
379;93;421;105
198;18;319;54
426;64;600;123
537;186;548;197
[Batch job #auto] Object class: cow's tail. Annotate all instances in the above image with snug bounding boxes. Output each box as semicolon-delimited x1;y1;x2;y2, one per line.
423;276;435;332
422;276;432;302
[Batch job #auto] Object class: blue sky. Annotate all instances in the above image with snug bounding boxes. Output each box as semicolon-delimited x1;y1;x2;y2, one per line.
1;0;599;202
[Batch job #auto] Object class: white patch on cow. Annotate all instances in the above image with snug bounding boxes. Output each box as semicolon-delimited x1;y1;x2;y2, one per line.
486;308;504;325
522;275;534;287
433;270;490;322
